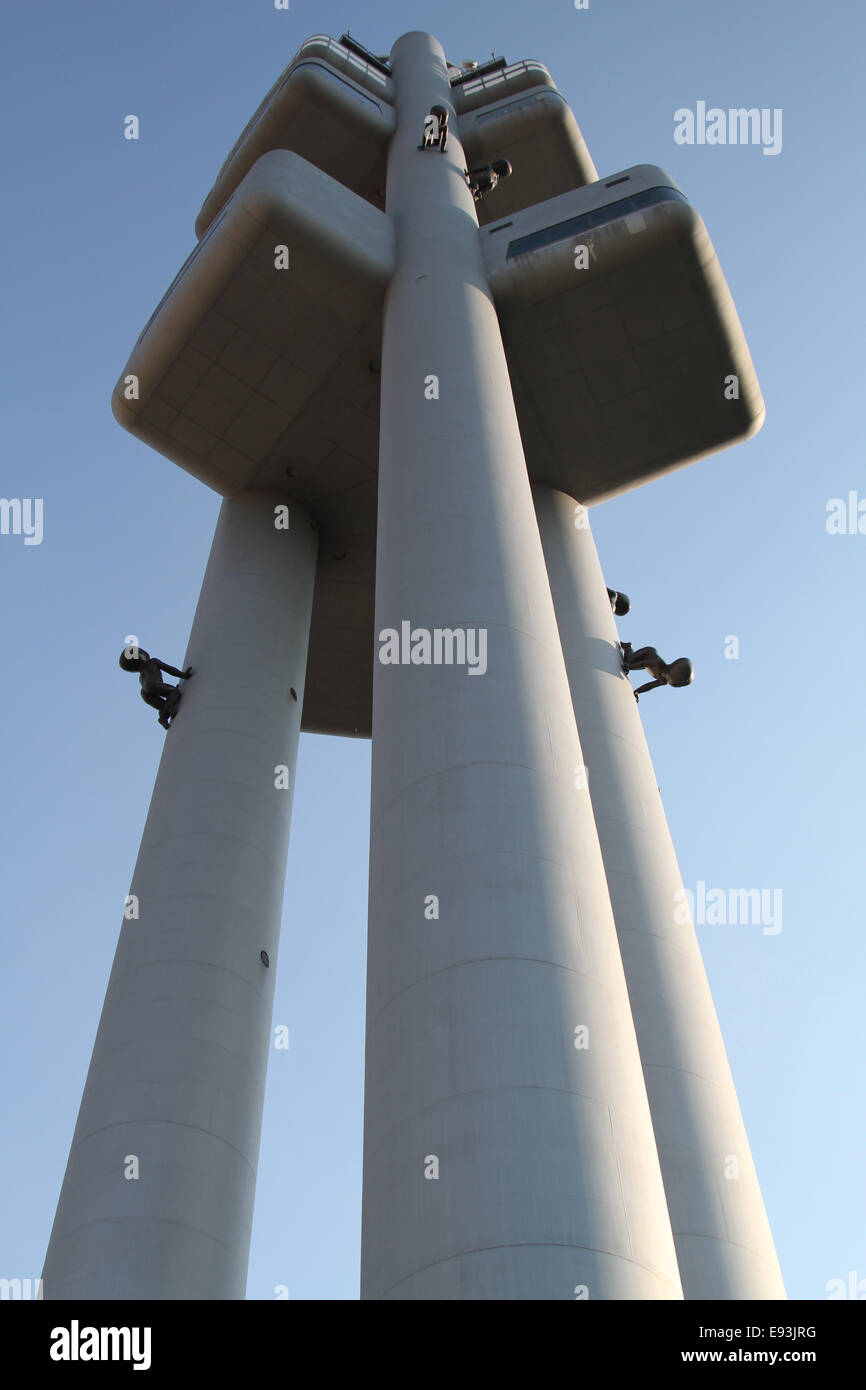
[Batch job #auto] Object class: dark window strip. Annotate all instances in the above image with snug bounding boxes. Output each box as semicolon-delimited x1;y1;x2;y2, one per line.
505;185;689;259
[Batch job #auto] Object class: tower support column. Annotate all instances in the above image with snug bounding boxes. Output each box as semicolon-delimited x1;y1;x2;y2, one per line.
360;31;682;1301
43;490;318;1300
533;483;786;1299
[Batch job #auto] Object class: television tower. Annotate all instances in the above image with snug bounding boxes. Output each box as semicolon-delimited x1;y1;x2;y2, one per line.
43;31;784;1301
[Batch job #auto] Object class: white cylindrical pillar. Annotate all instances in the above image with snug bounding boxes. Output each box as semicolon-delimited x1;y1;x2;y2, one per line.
360;31;682;1302
533;484;785;1299
43;490;318;1299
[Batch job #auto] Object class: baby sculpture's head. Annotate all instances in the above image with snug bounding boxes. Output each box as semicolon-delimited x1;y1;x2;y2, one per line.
119;646;150;673
666;658;694;688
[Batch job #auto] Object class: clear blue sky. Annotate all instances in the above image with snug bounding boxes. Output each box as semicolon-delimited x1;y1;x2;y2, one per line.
1;0;863;1300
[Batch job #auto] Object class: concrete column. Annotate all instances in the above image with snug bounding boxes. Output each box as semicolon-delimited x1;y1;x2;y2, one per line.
533;484;786;1299
360;31;682;1302
43;491;318;1299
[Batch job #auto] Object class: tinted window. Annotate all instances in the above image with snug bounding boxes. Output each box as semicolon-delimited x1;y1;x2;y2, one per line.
505;185;689;259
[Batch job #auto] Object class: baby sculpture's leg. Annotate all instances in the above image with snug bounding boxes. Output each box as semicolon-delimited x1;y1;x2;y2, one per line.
161;686;182;727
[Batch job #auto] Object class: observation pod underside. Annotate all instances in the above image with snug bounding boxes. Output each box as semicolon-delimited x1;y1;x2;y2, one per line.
485;164;763;504
114;132;763;744
115;151;392;740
